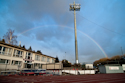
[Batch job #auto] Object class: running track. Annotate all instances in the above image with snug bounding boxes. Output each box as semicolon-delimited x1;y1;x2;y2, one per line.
0;73;125;83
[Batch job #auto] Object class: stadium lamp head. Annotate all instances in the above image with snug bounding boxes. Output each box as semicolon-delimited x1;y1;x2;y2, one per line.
69;4;81;11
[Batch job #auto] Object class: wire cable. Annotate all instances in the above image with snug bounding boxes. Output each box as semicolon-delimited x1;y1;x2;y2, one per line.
75;13;124;36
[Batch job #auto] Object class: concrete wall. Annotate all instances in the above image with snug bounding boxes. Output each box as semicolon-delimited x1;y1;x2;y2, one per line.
46;70;62;75
63;67;82;70
122;64;125;71
62;70;95;75
42;63;63;70
0;64;19;70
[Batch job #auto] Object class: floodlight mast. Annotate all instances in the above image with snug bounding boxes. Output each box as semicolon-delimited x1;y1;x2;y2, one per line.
69;2;80;64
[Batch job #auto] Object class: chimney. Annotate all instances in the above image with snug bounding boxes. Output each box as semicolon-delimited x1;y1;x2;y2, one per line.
19;41;21;47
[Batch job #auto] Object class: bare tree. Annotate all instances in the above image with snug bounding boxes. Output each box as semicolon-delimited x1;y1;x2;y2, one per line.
3;29;17;45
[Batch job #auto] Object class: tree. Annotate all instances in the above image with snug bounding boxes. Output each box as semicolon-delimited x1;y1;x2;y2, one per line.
62;59;71;67
81;63;86;69
1;39;5;43
73;63;81;67
93;55;125;67
3;29;17;45
37;50;42;54
110;55;122;61
93;57;109;67
28;46;32;51
22;45;25;49
55;56;59;63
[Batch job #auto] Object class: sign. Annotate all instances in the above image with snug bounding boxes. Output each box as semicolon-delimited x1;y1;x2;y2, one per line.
23;59;34;61
27;63;33;64
109;67;119;70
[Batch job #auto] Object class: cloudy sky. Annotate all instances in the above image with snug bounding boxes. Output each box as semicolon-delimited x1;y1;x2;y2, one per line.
0;0;125;64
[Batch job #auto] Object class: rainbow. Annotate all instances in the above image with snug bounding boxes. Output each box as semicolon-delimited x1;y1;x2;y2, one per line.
17;25;108;57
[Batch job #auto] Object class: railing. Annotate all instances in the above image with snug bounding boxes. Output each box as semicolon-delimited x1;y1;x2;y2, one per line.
13;54;23;58
25;56;32;60
0;51;11;56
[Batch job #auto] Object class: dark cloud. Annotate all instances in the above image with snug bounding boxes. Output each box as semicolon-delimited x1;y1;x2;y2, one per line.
0;0;79;40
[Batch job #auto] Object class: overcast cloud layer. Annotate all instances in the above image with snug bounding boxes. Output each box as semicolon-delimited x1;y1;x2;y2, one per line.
0;0;125;63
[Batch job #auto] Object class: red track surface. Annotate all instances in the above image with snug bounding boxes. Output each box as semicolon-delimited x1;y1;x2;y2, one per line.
0;73;125;83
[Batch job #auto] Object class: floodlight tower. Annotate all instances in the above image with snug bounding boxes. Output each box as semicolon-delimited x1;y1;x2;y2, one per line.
69;2;80;64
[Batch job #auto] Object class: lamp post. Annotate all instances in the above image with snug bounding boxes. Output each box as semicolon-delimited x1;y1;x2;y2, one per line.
18;64;21;71
5;63;7;71
5;60;8;71
121;47;123;56
65;52;66;60
69;2;81;64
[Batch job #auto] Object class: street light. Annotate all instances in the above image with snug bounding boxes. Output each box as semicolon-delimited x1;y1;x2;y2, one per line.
5;63;8;71
121;47;123;56
5;60;9;71
69;2;81;64
70;4;80;11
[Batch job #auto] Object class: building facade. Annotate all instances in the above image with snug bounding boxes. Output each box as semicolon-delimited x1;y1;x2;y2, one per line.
0;41;55;70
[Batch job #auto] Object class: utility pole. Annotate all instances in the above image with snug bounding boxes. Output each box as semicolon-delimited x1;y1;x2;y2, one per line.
65;52;66;59
69;2;80;64
121;47;123;56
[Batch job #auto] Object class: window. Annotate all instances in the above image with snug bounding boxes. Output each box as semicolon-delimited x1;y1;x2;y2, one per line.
0;59;9;64
25;52;32;59
13;50;23;58
0;46;2;52
11;60;21;65
35;55;40;61
47;58;50;62
0;46;12;56
41;56;45;61
52;59;55;63
15;61;18;65
34;63;37;66
41;64;42;68
7;48;12;55
0;59;6;64
34;63;41;68
12;60;14;65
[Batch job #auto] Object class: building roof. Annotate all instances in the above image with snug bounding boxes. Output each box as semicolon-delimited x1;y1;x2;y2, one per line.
0;41;55;59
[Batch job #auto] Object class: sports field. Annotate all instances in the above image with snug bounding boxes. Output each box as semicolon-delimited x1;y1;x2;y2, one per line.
0;73;125;83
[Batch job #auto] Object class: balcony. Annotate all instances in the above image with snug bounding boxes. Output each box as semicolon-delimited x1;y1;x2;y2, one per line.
25;56;32;60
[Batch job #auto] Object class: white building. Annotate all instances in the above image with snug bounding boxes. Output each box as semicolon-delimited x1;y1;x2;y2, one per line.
85;64;93;69
0;41;55;70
